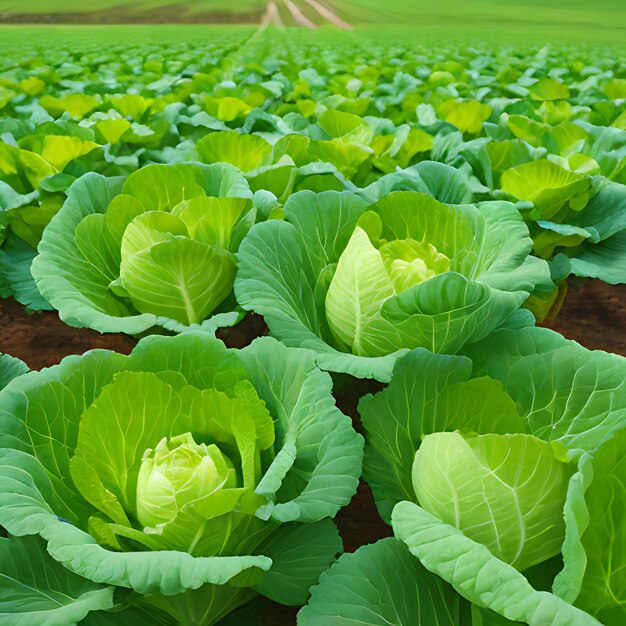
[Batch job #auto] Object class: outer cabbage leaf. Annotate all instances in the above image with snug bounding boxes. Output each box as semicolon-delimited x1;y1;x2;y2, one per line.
501;160;591;221
0;534;115;626
558;230;626;285
464;326;626;452
79;605;163;626
438;99;492;135
0;352;28;391
298;537;465;626
252;519;342;605
392;501;601;626
532;178;626;280
358;160;477;205
0;233;53;311
555;431;626;625
196;131;272;172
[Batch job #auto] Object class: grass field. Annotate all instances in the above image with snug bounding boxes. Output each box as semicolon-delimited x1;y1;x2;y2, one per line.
332;0;626;43
1;0;624;38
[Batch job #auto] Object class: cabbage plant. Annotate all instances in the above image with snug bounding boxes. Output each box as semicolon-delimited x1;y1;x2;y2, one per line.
391;430;626;626
348;325;626;625
499;161;626;284
32;162;266;335
236;189;552;381
0;333;363;624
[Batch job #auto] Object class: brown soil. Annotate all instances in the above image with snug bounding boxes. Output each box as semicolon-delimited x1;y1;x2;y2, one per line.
0;278;624;623
0;4;262;25
0;298;136;369
3;279;622;371
546;280;626;356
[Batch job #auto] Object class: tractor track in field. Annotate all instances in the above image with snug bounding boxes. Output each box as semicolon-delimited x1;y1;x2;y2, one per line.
261;0;353;29
1;0;353;30
259;0;284;29
284;0;318;28
302;0;353;29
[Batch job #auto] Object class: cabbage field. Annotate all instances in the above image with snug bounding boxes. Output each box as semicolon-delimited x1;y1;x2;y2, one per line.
0;18;625;626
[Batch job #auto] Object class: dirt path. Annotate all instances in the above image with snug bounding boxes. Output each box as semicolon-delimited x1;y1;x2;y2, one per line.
259;0;284;29
283;0;318;28
302;0;353;29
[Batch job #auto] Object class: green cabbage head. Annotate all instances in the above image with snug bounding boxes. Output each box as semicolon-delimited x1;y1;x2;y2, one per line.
32;162;261;335
412;431;572;571
0;333;362;625
236;188;552;381
357;326;626;626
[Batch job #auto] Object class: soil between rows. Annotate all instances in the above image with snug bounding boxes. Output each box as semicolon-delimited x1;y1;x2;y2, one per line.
0;5;262;25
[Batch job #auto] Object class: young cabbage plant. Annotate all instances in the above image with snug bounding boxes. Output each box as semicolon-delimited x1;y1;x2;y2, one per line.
499;160;626;284
236;188;552;381
356;326;626;625
0;134;108;312
0;333;363;625
196;130;299;203
32;162;266;335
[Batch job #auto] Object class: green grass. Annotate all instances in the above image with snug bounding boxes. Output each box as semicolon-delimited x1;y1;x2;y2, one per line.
334;0;626;44
0;24;252;46
332;0;626;35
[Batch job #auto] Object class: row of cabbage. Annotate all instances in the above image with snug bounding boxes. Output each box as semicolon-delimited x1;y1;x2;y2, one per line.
0;307;625;625
0;29;625;315
0;27;624;626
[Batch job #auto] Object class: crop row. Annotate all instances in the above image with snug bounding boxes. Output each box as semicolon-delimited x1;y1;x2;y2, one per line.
0;27;624;626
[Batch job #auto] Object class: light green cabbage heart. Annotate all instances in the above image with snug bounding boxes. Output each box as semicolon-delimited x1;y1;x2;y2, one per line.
136;433;237;529
325;225;452;354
